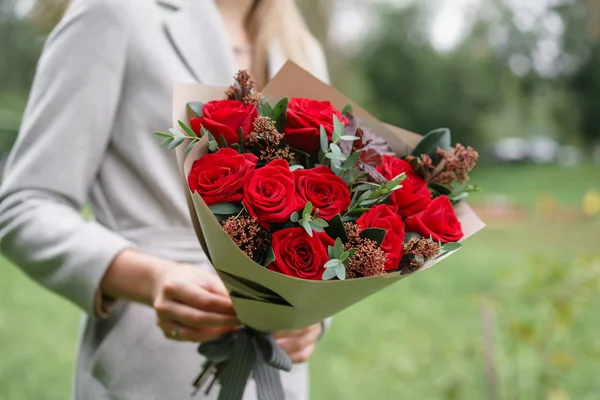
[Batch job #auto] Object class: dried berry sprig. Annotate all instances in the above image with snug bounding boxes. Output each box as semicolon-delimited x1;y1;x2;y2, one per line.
226;70;261;106
400;236;441;271
247;116;295;164
222;213;271;260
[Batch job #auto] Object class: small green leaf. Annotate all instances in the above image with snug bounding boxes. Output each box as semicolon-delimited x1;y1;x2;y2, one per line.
342;151;361;170
263;247;276;267
238;128;244;152
178;120;198;138
441;242;462;253
335;265;346;280
200;127;210;138
333;238;344;258
185;139;199;154
341;135;360;141
322;268;337;280
345;207;371;215
154;131;172;138
330;159;343;176
359;228;387;247
429;182;452;195
324;259;341;269
339;251;349;262
272;97;288;132
187;101;204;118
230;143;241;151
324;215;349;243
450;192;469;203
332;114;345;142
384;173;406;192
303;201;313;217
300;220;313;236
169;128;185;138
167;137;184;150
311;218;329;228
353;183;379;192
411;127;451;158
218;135;228;148
290;212;299;223
209;202;240;215
357;190;373;204
320;126;329;154
208;141;219;152
160;138;173;148
289;165;304;171
261;101;273;118
342;103;354;115
359;198;380;206
346;248;356;259
327;245;335;259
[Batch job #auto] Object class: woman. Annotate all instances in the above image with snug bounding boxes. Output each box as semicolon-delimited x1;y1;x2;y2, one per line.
0;0;329;398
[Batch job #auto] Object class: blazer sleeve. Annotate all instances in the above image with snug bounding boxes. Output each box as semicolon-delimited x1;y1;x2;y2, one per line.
0;0;133;316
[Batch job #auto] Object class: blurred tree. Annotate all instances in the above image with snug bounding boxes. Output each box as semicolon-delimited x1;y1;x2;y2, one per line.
557;0;600;146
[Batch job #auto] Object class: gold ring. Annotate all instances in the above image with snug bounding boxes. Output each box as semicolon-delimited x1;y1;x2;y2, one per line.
170;323;181;340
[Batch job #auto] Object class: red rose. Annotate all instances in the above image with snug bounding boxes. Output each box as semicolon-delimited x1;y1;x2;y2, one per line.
243;159;300;228
294;166;351;220
377;156;432;217
268;228;335;280
190;100;258;146
284;98;348;154
188;148;258;206
405;196;463;243
356;205;406;271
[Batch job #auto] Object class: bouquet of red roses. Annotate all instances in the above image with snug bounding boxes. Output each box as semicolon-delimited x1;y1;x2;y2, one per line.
156;63;484;400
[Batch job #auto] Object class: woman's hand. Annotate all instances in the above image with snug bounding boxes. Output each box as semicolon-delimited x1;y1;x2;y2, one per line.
152;264;241;342
274;323;322;363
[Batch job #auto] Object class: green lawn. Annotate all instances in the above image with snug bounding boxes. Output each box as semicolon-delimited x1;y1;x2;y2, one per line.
1;164;599;399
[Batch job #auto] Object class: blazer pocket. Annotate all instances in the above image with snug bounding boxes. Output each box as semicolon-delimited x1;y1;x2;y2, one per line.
90;302;155;389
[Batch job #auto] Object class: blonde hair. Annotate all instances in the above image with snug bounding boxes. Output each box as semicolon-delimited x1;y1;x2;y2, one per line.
246;0;314;88
29;0;315;88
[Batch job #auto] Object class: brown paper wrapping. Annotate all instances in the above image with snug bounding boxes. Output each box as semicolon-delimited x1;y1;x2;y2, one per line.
174;62;485;332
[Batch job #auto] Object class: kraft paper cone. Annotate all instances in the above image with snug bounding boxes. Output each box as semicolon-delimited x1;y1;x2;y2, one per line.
174;62;485;332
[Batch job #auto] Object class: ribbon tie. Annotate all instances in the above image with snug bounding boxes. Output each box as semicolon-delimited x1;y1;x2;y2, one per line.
195;327;292;400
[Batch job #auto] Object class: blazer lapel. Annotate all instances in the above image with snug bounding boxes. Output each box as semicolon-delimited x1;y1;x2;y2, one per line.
162;0;237;85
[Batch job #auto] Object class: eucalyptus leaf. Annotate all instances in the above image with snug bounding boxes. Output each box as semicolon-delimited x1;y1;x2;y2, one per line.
185;139;198;154
303;201;313;217
411;127;451;158
324;214;349;243
342;151;361;170
289;165;304;171
167;137;184;150
208;141;219;152
178;120;198;138
339;251;349;262
441;242;462;253
341;103;354;115
450;192;469;203
160;138;173;148
353;182;379;192
324;259;341;269
169;128;185;138
327;245;335;259
200;127;210;138
333;114;345;142
312;218;329;228
345;207;371;215
218;135;228;148
341;135;360;141
209;202;240;215
187;101;204;118
300;220;313;237
320;126;329;154
359;228;387;247
290;212;299;223
322;268;337;281
331;159;343;176
154;131;172;138
335;265;346;280
333;238;344;258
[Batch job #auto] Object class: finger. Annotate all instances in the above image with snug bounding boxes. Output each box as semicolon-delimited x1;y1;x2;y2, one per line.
157;301;241;328
158;320;239;343
203;274;230;297
165;281;236;315
288;344;316;364
273;323;321;339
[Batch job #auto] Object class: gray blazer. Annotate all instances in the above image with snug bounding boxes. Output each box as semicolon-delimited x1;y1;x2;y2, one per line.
0;0;329;398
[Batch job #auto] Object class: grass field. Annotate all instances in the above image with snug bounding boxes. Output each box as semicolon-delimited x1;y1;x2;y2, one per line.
1;164;599;399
